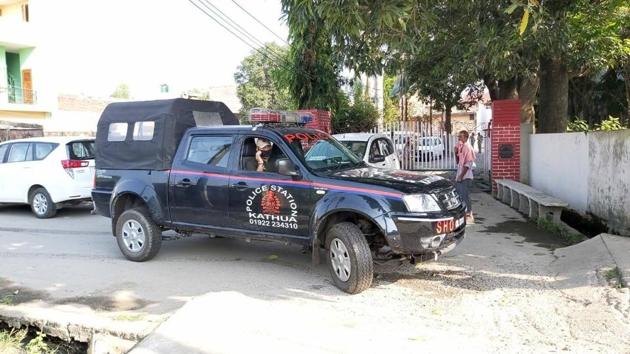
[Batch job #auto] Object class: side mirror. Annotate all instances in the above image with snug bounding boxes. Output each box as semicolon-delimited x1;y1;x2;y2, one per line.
276;158;300;177
370;154;385;163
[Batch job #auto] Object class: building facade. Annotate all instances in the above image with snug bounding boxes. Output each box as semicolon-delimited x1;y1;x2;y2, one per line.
0;0;53;124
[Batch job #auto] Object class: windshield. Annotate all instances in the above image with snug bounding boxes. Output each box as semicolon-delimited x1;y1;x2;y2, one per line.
339;141;367;158
282;131;363;172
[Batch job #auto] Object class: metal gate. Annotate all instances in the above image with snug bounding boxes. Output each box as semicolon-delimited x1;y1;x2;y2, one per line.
371;120;458;171
479;127;492;182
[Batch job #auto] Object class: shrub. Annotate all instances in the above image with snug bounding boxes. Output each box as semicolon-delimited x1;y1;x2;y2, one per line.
332;95;379;133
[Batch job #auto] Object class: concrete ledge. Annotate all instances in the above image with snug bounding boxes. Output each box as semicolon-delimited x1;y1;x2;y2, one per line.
0;303;162;351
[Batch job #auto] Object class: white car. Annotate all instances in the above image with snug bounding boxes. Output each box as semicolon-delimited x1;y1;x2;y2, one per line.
417;136;445;160
0;136;95;218
333;133;400;169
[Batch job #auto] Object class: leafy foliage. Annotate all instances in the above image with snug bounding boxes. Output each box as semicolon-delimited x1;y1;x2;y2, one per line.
596;116;625;131
111;83;130;99
234;43;293;116
282;0;630;132
332;92;379;134
383;75;400;124
281;0;342;111
566;118;589;132
566;116;625;132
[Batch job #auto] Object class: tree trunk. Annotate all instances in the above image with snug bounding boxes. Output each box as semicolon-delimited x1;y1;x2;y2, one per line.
518;73;539;124
484;75;499;101
484;76;519;100
445;106;452;135
538;57;569;133
497;79;519;99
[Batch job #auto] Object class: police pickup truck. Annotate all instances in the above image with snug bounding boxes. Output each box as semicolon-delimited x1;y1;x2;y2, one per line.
92;99;466;294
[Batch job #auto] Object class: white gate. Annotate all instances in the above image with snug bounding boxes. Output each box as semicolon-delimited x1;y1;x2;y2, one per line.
371;121;458;170
479;128;491;181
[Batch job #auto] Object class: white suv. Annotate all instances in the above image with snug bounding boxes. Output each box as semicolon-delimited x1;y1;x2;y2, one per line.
333;133;400;169
0;137;95;218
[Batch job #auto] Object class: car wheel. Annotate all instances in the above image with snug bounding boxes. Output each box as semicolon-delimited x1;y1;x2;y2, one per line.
326;222;373;294
116;208;162;262
29;188;56;219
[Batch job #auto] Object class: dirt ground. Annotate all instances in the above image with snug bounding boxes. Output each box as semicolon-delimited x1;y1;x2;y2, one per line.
1;191;629;353
133;191;630;354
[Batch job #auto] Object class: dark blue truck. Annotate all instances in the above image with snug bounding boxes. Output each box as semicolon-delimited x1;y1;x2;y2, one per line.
92;99;466;294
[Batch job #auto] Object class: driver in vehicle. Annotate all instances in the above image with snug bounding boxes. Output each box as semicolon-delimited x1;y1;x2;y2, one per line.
255;138;273;172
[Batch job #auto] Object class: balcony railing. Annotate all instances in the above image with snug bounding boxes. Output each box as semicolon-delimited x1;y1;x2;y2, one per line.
0;86;38;105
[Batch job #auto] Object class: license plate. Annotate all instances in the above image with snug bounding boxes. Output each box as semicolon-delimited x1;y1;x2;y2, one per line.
435;217;464;234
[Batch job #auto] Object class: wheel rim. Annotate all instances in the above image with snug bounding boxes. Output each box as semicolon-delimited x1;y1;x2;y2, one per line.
122;219;146;253
329;238;351;282
33;193;48;215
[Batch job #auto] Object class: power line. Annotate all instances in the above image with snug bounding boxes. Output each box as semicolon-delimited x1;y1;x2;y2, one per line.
198;0;286;63
231;0;288;45
188;0;314;81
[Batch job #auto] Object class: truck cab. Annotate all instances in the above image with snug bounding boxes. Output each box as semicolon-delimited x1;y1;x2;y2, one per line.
93;99;466;294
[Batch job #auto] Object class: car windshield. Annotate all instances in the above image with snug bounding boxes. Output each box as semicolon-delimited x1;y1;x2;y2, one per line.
282;130;363;172
339;141;367;159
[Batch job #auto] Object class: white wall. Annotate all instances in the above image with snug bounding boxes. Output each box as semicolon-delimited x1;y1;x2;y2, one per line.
529;132;589;212
588;130;630;236
529;130;630;236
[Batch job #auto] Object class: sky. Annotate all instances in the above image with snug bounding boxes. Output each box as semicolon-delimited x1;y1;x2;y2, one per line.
34;0;288;98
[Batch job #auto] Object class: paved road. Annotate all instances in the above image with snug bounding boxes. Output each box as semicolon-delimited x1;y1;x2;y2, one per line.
1;196;629;353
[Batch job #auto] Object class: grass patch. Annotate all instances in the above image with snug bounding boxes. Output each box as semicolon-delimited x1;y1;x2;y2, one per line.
0;328;55;354
114;313;146;322
536;218;584;245
604;267;625;288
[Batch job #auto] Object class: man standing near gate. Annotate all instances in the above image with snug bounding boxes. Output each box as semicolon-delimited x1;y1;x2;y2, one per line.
455;130;476;224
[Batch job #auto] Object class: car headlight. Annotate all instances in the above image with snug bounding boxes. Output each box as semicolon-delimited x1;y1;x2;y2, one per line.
403;194;441;212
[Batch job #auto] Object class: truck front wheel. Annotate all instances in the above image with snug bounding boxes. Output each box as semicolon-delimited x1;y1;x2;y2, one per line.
115;208;161;262
326;222;373;294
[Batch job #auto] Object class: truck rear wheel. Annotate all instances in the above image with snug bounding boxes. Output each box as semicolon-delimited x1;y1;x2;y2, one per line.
326;222;373;294
116;208;161;262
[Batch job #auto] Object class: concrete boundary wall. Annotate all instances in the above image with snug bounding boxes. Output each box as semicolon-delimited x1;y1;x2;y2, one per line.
529;130;630;235
529;132;589;212
588;131;630;236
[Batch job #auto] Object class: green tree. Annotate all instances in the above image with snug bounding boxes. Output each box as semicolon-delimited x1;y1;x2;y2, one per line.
281;0;342;111
293;0;629;132
511;0;629;131
111;83;130;99
333;90;379;133
383;75;400;124
234;43;293;116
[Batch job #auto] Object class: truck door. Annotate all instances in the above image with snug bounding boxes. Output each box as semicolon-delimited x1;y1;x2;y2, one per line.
169;134;233;228
228;135;313;239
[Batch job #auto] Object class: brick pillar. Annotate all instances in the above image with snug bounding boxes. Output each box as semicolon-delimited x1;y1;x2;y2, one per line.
491;99;521;194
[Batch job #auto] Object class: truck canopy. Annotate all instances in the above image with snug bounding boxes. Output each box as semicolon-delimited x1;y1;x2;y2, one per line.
96;98;239;170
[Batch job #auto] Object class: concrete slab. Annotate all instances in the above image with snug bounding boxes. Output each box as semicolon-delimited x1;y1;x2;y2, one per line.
549;235;616;289
601;233;630;286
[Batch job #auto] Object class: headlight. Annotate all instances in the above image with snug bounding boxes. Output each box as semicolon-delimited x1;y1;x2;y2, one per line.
403;194;441;212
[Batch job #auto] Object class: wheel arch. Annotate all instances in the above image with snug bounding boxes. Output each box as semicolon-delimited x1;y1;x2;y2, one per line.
311;207;387;265
27;184;46;201
110;184;165;235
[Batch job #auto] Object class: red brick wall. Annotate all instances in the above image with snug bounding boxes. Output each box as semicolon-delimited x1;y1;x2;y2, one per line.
491;99;521;193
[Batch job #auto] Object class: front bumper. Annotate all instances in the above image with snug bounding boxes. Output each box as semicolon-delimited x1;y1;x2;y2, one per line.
382;208;466;256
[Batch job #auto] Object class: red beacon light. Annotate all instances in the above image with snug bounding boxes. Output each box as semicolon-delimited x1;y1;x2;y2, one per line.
249;108;313;125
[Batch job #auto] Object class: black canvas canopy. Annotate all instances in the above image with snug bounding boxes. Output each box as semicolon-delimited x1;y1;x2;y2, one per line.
96;98;239;170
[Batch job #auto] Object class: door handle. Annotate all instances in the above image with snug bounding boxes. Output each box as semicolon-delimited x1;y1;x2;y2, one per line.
231;181;249;191
176;178;193;187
